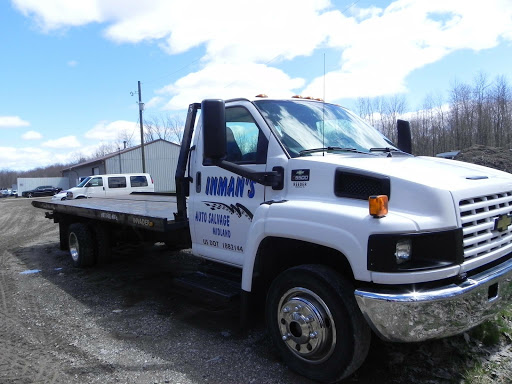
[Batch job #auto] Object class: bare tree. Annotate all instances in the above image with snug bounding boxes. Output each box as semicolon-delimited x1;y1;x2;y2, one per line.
116;128;135;149
144;114;185;144
92;143;118;159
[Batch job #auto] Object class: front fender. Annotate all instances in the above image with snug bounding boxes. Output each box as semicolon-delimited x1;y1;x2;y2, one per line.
242;200;418;291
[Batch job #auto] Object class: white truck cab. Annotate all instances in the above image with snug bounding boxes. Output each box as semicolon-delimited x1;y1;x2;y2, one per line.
186;97;512;382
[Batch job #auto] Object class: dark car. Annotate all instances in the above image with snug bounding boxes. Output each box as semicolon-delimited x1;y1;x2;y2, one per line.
22;185;62;198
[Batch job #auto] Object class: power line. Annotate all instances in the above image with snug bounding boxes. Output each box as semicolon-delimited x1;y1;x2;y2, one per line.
143;57;202;86
340;0;362;15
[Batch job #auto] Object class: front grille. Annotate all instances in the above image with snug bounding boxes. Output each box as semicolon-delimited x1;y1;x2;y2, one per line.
459;191;512;260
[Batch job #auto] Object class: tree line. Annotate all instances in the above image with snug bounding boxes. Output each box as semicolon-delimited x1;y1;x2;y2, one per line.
357;71;512;156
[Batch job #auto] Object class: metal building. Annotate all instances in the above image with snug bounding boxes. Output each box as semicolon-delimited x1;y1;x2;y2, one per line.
17;177;69;197
61;139;180;192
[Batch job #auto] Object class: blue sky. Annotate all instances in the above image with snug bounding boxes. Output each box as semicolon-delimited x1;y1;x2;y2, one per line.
1;0;512;171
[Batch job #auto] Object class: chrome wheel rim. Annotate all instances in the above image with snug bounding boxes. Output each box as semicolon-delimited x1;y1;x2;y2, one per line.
69;232;79;262
277;287;336;364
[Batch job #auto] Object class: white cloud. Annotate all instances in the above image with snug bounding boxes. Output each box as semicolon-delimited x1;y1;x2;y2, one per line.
67;60;78;67
158;62;305;110
144;96;164;109
0;146;76;171
0;116;30;128
304;0;512;100
84;120;138;141
21;130;43;140
11;0;102;31
12;0;512;105
42;135;81;149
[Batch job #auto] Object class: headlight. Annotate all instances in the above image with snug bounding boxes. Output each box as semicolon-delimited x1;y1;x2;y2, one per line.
395;239;412;264
368;229;464;272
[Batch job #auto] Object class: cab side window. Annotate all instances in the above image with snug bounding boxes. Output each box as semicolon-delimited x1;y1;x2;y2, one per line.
130;175;148;187
108;177;127;188
87;177;103;187
225;107;268;164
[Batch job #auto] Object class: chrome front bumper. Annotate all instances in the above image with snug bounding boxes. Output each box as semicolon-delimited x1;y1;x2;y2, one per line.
355;257;512;342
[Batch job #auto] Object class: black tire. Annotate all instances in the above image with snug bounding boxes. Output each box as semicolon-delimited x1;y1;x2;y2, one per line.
27;192;33;198
94;224;112;265
266;265;371;383
68;223;96;267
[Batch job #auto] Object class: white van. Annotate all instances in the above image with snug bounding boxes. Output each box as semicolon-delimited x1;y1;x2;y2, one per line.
52;174;154;200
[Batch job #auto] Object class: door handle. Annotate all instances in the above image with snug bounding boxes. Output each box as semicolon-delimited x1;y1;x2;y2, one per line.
196;172;201;193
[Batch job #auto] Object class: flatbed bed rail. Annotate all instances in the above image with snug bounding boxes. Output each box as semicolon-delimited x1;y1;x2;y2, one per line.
32;194;188;232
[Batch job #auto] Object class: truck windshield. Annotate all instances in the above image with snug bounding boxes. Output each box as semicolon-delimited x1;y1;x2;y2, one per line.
254;99;397;158
77;177;91;187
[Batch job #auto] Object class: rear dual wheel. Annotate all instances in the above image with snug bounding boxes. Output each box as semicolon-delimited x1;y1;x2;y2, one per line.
67;222;112;267
68;223;96;267
266;265;371;383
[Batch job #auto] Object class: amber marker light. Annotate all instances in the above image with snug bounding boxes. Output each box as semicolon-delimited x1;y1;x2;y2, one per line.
369;195;388;218
255;94;268;98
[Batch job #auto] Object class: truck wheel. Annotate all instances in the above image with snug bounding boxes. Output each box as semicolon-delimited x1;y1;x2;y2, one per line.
68;223;96;267
266;265;371;383
94;224;112;264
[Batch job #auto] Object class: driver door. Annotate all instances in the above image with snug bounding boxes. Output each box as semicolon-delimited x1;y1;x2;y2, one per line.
85;176;106;198
189;101;270;266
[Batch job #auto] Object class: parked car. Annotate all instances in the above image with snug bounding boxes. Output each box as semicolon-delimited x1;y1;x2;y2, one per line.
52;173;154;201
0;189;9;198
22;185;62;198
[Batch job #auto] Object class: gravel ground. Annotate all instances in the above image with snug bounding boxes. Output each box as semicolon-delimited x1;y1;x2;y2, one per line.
1;197;511;384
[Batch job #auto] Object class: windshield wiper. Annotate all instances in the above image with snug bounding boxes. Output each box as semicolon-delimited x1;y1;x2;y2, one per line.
369;147;406;157
299;147;363;156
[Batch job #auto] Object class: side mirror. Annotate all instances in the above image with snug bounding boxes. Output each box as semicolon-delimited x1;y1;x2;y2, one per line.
397;119;412;154
202;99;226;160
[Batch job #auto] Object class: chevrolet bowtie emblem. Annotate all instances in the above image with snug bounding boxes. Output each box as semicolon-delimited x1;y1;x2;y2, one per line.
494;214;512;232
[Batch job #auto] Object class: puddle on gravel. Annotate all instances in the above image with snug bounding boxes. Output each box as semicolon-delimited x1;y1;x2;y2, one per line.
19;269;41;275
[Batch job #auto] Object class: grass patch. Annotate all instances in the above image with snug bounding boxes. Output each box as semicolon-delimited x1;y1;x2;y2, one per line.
462;361;505;384
469;308;512;346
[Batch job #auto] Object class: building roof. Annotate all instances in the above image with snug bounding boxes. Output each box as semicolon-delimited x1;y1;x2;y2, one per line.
61;138;180;171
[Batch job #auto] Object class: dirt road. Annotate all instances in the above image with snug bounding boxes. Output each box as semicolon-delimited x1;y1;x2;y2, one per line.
1;197;511;383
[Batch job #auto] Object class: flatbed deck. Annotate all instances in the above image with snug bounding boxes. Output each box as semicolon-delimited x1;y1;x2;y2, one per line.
32;194;187;232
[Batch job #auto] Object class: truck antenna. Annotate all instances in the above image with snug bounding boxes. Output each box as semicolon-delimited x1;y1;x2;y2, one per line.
322;53;326;156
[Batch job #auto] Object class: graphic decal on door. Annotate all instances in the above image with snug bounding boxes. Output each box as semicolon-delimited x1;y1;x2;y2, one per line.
202;201;253;221
205;176;256;199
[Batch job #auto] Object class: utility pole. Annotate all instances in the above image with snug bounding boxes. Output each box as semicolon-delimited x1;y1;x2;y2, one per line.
138;81;146;173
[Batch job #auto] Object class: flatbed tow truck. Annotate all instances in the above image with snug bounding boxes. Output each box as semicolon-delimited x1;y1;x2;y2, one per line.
34;97;512;383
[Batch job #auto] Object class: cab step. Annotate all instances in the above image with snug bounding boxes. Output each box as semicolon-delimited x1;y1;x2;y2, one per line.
173;271;240;302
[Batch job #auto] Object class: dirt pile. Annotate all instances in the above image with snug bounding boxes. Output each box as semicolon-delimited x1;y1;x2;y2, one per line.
455;145;512;173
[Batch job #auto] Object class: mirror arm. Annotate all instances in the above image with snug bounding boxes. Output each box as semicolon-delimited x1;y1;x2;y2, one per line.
211;159;284;190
